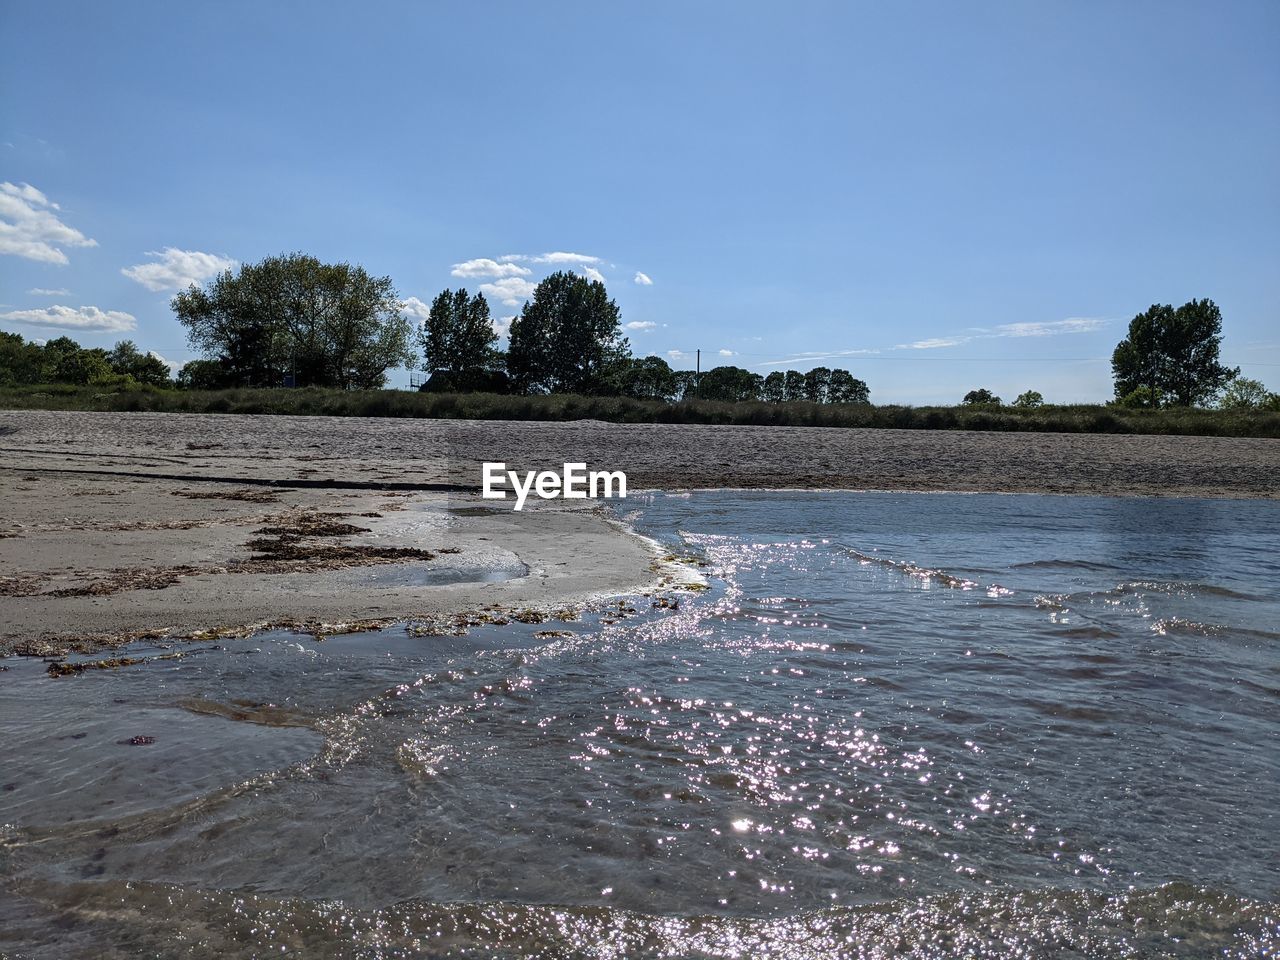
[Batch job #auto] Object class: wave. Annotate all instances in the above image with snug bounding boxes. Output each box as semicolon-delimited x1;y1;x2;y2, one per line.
5;877;1274;960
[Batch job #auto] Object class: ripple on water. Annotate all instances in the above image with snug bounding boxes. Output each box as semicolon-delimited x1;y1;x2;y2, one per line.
1;490;1277;957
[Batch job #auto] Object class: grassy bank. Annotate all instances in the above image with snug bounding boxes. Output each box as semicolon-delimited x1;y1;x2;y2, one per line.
2;384;1278;438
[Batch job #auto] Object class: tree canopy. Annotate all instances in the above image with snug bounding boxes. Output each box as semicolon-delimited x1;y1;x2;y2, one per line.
963;388;1001;406
1219;376;1276;410
0;332;172;388
172;253;414;389
506;272;629;394
419;288;498;375
1112;299;1238;407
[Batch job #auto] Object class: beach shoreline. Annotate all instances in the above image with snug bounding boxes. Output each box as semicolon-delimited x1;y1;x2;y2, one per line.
1;409;1276;655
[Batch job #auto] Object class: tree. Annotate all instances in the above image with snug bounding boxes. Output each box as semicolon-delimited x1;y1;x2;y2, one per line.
672;370;699;401
1012;390;1044;409
1112;299;1238;407
1219;376;1271;410
108;340;172;386
172;253;414;389
0;331;43;385
803;367;832;403
35;337;113;385
783;370;805;402
697;365;763;402
506;272;629;393
177;358;233;390
760;371;786;403
602;355;677;400
962;388;1001;406
419;288;497;374
827;369;870;404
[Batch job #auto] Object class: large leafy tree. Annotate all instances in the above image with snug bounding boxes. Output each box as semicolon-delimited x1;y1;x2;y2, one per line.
108;340;172;386
37;336;112;385
962;388;1001;406
419;288;497;374
602;354;677;400
172;253;414;389
760;371;786;403
1112;299;1237;407
803;367;832;403
827;369;870;404
698;365;763;402
0;331;43;385
506;271;629;393
783;370;805;402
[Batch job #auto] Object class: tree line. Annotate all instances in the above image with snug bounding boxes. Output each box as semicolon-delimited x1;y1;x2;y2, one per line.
410;273;873;403
167;255;873;405
4;254;1273;410
0;333;172;388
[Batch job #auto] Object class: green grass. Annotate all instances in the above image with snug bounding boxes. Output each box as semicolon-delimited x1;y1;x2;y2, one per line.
2;383;1278;438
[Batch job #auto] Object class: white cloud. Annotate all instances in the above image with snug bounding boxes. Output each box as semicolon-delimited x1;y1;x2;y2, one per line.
891;317;1109;351
502;251;602;266
625;321;657;332
0;181;97;264
531;251;601;265
28;287;71;296
668;349;690;361
991;318;1108;337
400;296;432;323
493;315;515;339
580;265;607;283
759;348;881;367
633;271;653;286
480;277;538;306
0;304;136;333
122;247;237;292
895;336;972;350
450;257;531;279
718;349;736;357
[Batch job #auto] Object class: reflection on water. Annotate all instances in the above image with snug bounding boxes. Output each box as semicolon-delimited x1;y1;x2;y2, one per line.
1;491;1277;958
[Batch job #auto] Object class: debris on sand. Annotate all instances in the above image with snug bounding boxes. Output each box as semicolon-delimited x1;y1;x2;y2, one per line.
173;487;279;503
0;574;49;597
48;566;205;597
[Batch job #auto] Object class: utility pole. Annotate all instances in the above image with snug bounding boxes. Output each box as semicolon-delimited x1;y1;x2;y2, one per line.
695;348;700;398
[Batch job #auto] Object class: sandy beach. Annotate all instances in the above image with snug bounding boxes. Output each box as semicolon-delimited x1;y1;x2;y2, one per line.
1;409;1276;654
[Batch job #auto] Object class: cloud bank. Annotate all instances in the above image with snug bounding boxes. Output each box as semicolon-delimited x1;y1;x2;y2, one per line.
0;304;136;333
0;181;97;264
451;258;531;279
479;277;538;306
122;248;238;292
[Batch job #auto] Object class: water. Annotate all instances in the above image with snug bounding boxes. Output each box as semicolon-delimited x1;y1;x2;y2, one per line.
1;491;1277;958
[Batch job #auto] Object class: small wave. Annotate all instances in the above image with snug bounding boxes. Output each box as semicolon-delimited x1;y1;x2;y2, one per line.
838;546;979;590
1153;618;1280;642
7;878;1275;960
1116;581;1266;602
1011;559;1119;572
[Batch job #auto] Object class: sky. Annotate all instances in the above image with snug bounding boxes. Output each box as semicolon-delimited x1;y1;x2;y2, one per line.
2;0;1277;403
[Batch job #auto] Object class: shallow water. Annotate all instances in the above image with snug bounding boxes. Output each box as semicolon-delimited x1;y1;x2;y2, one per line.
1;491;1277;958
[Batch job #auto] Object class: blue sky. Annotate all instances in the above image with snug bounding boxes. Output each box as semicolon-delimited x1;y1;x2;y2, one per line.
2;1;1277;402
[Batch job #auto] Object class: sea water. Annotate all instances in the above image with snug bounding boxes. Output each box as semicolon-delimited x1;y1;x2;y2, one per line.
1;491;1277;958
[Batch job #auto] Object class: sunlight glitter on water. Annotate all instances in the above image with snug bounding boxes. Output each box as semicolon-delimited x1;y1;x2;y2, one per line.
1;491;1277;958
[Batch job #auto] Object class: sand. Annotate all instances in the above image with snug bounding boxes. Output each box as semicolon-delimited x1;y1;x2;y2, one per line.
1;409;1276;654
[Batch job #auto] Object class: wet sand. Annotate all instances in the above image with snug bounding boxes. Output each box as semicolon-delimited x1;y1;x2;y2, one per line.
1;409;1276;654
